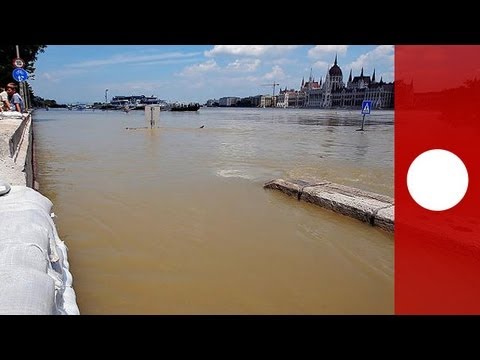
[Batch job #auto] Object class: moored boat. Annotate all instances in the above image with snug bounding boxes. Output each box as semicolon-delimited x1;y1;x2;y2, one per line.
170;103;200;112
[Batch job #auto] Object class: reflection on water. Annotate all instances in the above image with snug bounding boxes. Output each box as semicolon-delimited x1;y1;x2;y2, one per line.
34;107;393;314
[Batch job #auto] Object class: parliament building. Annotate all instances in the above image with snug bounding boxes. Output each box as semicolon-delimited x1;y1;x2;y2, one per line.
276;55;394;109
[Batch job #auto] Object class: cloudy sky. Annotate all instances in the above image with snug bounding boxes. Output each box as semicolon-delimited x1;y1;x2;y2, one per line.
32;45;394;104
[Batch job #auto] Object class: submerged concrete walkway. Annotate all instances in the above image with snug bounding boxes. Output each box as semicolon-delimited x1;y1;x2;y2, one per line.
264;179;394;232
0;112;33;187
0;111;79;314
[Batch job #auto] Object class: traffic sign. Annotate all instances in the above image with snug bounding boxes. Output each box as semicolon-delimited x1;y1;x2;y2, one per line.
12;68;29;82
12;57;25;68
361;100;372;114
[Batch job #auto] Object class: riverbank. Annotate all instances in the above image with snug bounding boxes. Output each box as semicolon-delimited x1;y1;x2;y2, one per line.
0;112;33;187
0;111;79;315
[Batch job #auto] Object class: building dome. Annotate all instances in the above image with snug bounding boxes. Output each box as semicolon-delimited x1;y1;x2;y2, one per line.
328;54;342;77
329;64;342;77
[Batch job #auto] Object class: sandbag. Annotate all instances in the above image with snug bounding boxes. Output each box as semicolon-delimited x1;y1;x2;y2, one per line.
0;268;56;315
0;186;80;315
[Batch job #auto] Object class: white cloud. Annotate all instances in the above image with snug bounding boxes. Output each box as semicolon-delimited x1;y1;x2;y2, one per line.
381;71;394;83
373;45;394;56
38;68;88;82
123;81;163;92
100;80;166;96
205;45;301;57
263;65;286;80
207;76;258;88
67;52;201;68
226;59;261;72
308;45;348;59
312;60;330;71
268;58;297;66
347;45;394;74
40;72;55;81
178;59;219;76
137;58;201;66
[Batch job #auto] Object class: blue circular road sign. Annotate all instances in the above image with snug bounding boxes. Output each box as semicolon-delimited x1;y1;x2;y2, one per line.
12;68;29;82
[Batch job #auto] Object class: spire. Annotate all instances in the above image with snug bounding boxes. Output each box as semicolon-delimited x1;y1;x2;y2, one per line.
348;69;352;82
334;53;338;66
380;76;383;84
309;68;313;82
361;67;364;77
372;69;376;82
301;76;304;87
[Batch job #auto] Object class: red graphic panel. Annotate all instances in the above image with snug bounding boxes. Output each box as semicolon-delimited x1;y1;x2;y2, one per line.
395;45;480;314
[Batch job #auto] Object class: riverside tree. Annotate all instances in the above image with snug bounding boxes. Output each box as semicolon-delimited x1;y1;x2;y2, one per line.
0;45;47;96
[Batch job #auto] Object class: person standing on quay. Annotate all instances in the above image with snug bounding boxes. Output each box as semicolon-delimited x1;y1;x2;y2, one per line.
0;86;11;111
6;83;24;112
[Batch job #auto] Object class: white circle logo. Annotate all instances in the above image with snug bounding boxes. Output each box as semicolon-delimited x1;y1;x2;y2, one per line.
407;149;469;211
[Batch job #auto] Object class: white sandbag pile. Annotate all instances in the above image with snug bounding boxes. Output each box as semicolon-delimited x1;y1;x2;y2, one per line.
0;184;80;315
0;111;26;120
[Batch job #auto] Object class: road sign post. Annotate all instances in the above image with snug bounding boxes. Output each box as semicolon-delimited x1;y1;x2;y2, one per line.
12;57;25;68
361;100;372;115
358;100;373;131
13;46;28;111
11;68;29;112
12;68;28;82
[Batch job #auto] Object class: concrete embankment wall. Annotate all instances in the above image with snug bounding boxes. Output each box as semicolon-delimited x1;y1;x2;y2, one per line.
0;113;34;187
0;112;79;314
264;179;394;232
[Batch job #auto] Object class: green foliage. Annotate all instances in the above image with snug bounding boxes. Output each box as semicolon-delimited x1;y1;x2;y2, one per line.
32;95;66;108
0;45;46;96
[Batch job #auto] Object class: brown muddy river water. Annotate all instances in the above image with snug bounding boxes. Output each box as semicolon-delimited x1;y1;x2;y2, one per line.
34;107;394;314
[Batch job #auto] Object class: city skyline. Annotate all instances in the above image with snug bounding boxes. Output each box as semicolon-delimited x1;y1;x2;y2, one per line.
32;45;394;104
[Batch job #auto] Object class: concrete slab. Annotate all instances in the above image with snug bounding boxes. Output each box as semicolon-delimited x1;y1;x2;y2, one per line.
264;178;394;232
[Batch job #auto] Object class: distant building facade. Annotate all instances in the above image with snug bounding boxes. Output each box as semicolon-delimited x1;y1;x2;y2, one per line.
218;97;240;107
206;99;219;107
207;56;394;110
304;55;394;109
